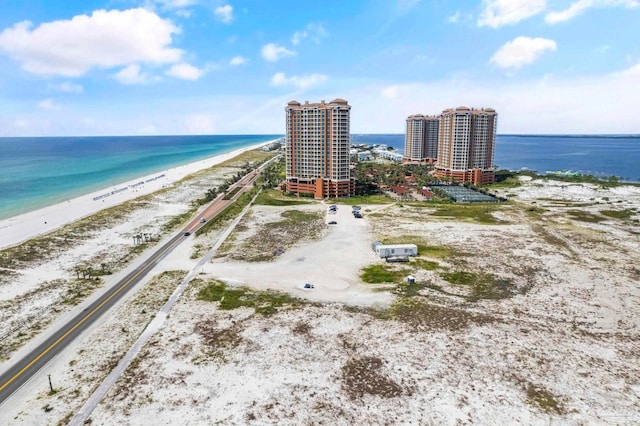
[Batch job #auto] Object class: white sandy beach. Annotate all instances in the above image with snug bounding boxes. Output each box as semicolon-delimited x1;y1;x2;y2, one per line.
2;175;638;425
0;140;276;250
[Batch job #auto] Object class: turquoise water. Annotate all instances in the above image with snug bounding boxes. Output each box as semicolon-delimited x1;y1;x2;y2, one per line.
0;135;280;220
352;134;640;182
2;133;638;222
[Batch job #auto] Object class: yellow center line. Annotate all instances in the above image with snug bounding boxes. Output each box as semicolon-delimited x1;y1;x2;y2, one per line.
1;164;268;394
0;235;183;393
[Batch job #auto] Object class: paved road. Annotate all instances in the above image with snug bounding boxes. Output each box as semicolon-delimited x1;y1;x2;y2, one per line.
0;156;276;406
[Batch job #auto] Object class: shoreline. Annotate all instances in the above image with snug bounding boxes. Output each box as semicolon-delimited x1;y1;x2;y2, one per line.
0;140;277;250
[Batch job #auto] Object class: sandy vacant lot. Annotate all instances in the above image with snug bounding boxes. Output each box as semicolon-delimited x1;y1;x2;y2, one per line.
2;177;639;425
209;203;394;306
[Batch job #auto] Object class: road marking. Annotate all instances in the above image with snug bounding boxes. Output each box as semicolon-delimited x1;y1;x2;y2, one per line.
1;157;275;395
0;235;182;393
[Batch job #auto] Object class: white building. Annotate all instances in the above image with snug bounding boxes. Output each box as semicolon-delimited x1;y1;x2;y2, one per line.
372;242;418;259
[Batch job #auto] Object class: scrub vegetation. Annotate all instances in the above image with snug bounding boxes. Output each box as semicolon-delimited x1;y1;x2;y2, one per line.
197;280;304;316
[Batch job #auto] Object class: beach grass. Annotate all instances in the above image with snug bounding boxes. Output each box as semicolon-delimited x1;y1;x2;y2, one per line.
382;298;496;330
278;210;321;223
217;150;276;168
566;210;607;223
161;206;200;232
197;280;304;315
0;198;149;271
360;264;411;284
410;258;440;271
487;177;523;189
429;204;505;224
223;187;242;200
196;190;257;235
440;270;515;301
531;224;574;255
521;380;566;415
600;208;635;220
327;194;394;205
254;190;312;206
216;208;324;262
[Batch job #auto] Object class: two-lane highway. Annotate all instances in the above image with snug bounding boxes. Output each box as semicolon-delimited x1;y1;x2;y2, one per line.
0;155;278;406
0;228;186;404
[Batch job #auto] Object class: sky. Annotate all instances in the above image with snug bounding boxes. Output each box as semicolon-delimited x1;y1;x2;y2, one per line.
0;0;638;136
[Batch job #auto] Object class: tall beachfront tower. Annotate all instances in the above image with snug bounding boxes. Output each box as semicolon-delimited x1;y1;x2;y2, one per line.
285;99;355;198
404;114;439;163
435;106;497;185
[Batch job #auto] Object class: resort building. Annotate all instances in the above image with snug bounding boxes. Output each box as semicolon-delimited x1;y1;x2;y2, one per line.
434;106;497;185
403;114;440;164
285;99;355;198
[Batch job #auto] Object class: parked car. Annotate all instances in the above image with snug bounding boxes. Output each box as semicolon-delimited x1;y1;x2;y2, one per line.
304;283;314;289
328;221;337;225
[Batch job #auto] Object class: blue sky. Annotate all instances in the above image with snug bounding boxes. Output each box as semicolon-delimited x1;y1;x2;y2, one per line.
0;0;638;136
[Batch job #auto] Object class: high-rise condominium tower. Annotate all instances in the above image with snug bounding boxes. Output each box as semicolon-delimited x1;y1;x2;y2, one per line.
435;106;497;185
285;99;355;198
404;114;439;163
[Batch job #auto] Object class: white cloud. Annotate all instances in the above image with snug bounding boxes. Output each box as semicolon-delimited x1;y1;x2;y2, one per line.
166;63;204;80
6;61;640;136
38;99;62;111
381;86;401;99
229;56;248;66
48;81;83;93
291;23;328;45
545;0;593;23
156;0;198;8
447;11;461;23
614;60;640;77
184;114;215;134
261;43;296;62
345;61;640;134
214;5;233;24
545;0;639;23
114;64;152;85
478;0;546;28
490;36;557;69
270;72;327;90
0;8;183;77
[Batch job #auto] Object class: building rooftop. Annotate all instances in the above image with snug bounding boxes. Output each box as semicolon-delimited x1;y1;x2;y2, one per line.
441;106;497;115
286;99;350;109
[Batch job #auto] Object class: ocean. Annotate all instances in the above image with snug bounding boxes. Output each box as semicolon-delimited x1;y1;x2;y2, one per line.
0;135;279;221
353;134;640;183
1;134;638;222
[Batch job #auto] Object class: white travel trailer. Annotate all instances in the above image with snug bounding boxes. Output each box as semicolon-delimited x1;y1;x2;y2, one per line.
372;242;418;259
